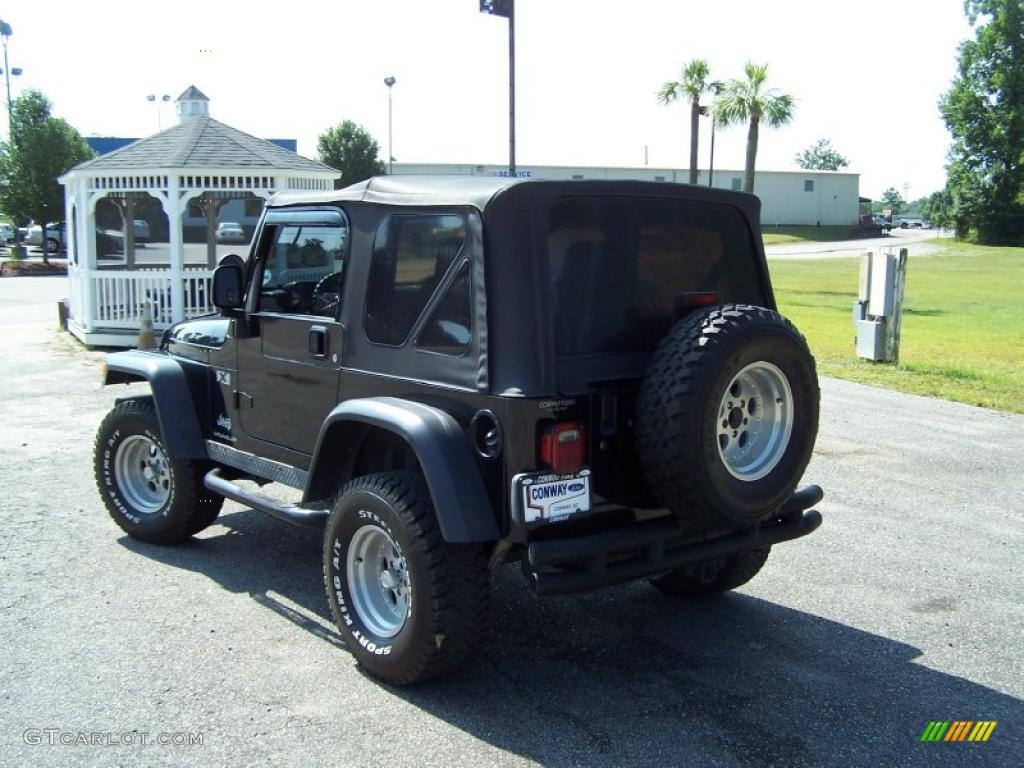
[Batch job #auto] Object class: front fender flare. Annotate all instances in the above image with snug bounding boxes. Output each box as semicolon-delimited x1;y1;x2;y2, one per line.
103;351;207;460
307;397;499;543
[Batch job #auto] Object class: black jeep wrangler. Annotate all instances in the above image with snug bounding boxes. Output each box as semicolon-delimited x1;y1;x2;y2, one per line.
94;177;823;685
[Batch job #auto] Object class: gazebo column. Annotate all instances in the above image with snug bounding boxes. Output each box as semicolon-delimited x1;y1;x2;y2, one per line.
80;186;103;333
165;177;185;323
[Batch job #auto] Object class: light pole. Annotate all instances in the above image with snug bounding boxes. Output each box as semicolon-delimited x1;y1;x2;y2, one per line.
479;0;515;177
701;83;723;188
0;20;22;141
383;76;395;175
700;106;717;188
146;93;170;132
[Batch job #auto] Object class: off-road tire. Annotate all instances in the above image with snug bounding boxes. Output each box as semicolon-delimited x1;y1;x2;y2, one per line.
323;471;492;685
94;398;223;544
650;547;771;598
636;304;818;529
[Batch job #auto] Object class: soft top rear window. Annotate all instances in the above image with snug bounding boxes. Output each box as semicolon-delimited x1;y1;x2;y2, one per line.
547;196;764;357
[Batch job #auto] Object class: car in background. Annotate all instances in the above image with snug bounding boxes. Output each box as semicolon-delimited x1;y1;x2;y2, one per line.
133;219;151;243
0;223;14;244
215;221;247;244
26;222;66;253
871;215;892;232
859;214;890;235
96;229;124;257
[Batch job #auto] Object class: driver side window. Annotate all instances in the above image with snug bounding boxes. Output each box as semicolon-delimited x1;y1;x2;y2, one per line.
259;221;347;317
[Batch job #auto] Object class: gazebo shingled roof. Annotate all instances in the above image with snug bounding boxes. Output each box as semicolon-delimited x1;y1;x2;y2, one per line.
69;117;335;174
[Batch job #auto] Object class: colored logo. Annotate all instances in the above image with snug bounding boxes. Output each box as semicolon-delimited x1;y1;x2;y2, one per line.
920;721;997;742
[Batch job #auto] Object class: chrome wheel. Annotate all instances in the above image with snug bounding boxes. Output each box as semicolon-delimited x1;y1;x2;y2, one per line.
717;361;794;481
114;434;171;513
346;524;410;638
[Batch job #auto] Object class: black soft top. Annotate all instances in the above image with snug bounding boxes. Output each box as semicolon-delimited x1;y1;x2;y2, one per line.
267;175;763;223
269;176;769;397
267;175;521;211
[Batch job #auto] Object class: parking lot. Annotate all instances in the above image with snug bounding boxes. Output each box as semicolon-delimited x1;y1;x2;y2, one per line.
10;239;250;266
0;276;1021;767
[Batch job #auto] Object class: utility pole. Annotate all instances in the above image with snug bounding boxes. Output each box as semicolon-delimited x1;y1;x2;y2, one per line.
480;0;515;177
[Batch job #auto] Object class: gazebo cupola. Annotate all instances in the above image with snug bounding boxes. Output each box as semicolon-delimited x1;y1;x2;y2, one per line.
60;85;339;347
176;85;209;122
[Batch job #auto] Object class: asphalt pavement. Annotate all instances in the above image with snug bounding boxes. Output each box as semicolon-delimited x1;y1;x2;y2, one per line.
0;276;1021;767
765;228;942;259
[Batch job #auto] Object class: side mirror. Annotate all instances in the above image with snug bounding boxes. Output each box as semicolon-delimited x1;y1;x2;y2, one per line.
212;263;244;310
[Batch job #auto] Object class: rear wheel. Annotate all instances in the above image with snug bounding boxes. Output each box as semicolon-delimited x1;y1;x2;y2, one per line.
45;237;60;254
650;547;770;597
323;471;492;685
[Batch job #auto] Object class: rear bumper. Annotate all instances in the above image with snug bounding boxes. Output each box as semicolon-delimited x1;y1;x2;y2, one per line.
524;485;823;596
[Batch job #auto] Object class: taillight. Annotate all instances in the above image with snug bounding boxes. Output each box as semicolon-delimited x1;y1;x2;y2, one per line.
538;422;587;475
674;292;720;318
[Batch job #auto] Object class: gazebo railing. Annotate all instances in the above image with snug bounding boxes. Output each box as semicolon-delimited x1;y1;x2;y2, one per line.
89;268;215;328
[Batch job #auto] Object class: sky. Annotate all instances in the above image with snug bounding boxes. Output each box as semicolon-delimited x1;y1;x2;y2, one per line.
2;0;973;201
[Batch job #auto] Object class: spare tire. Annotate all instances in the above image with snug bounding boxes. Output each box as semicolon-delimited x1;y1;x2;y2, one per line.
635;304;818;529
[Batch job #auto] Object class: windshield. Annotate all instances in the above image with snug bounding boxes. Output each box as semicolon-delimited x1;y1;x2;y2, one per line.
547;196;765;357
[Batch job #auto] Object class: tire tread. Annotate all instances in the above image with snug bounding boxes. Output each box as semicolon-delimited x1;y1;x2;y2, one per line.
635;304;818;529
326;471;492;685
94;398;223;544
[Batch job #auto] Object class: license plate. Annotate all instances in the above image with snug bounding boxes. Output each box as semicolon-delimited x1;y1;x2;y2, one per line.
521;472;591;523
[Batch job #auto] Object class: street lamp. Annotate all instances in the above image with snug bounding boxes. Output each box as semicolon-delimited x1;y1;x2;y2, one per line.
700;82;724;188
146;93;170;132
383;76;395;175
699;105;717;188
0;20;23;140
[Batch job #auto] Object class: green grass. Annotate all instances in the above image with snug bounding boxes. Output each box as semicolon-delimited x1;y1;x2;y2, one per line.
761;225;864;245
769;240;1024;413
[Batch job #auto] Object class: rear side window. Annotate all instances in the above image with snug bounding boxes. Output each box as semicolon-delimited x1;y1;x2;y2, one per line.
547;197;763;357
365;214;467;346
415;262;472;355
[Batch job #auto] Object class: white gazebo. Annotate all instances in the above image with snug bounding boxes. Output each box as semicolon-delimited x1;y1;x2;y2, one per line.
61;86;338;346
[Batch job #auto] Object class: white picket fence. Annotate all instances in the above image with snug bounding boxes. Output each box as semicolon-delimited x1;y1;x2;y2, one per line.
83;268;215;329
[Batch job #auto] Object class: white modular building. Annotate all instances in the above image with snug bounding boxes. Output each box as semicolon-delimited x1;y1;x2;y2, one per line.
392;162;860;226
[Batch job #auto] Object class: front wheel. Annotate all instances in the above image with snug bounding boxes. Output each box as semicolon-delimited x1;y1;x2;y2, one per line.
94;398;223;544
323;471;492;685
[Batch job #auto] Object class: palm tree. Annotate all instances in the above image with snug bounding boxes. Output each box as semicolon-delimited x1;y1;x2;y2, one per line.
657;59;714;185
714;62;795;194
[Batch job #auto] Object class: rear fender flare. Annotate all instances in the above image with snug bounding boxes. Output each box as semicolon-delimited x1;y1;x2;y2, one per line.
103;351;207;460
307;397;499;543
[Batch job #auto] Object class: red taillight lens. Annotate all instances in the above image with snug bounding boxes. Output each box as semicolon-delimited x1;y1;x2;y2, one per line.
674;292;720;318
538;422;587;475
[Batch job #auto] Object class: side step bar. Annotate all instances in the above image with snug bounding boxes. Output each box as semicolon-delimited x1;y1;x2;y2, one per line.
203;469;328;528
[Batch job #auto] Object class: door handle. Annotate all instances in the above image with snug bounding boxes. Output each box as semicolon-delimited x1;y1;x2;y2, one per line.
309;325;328;358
